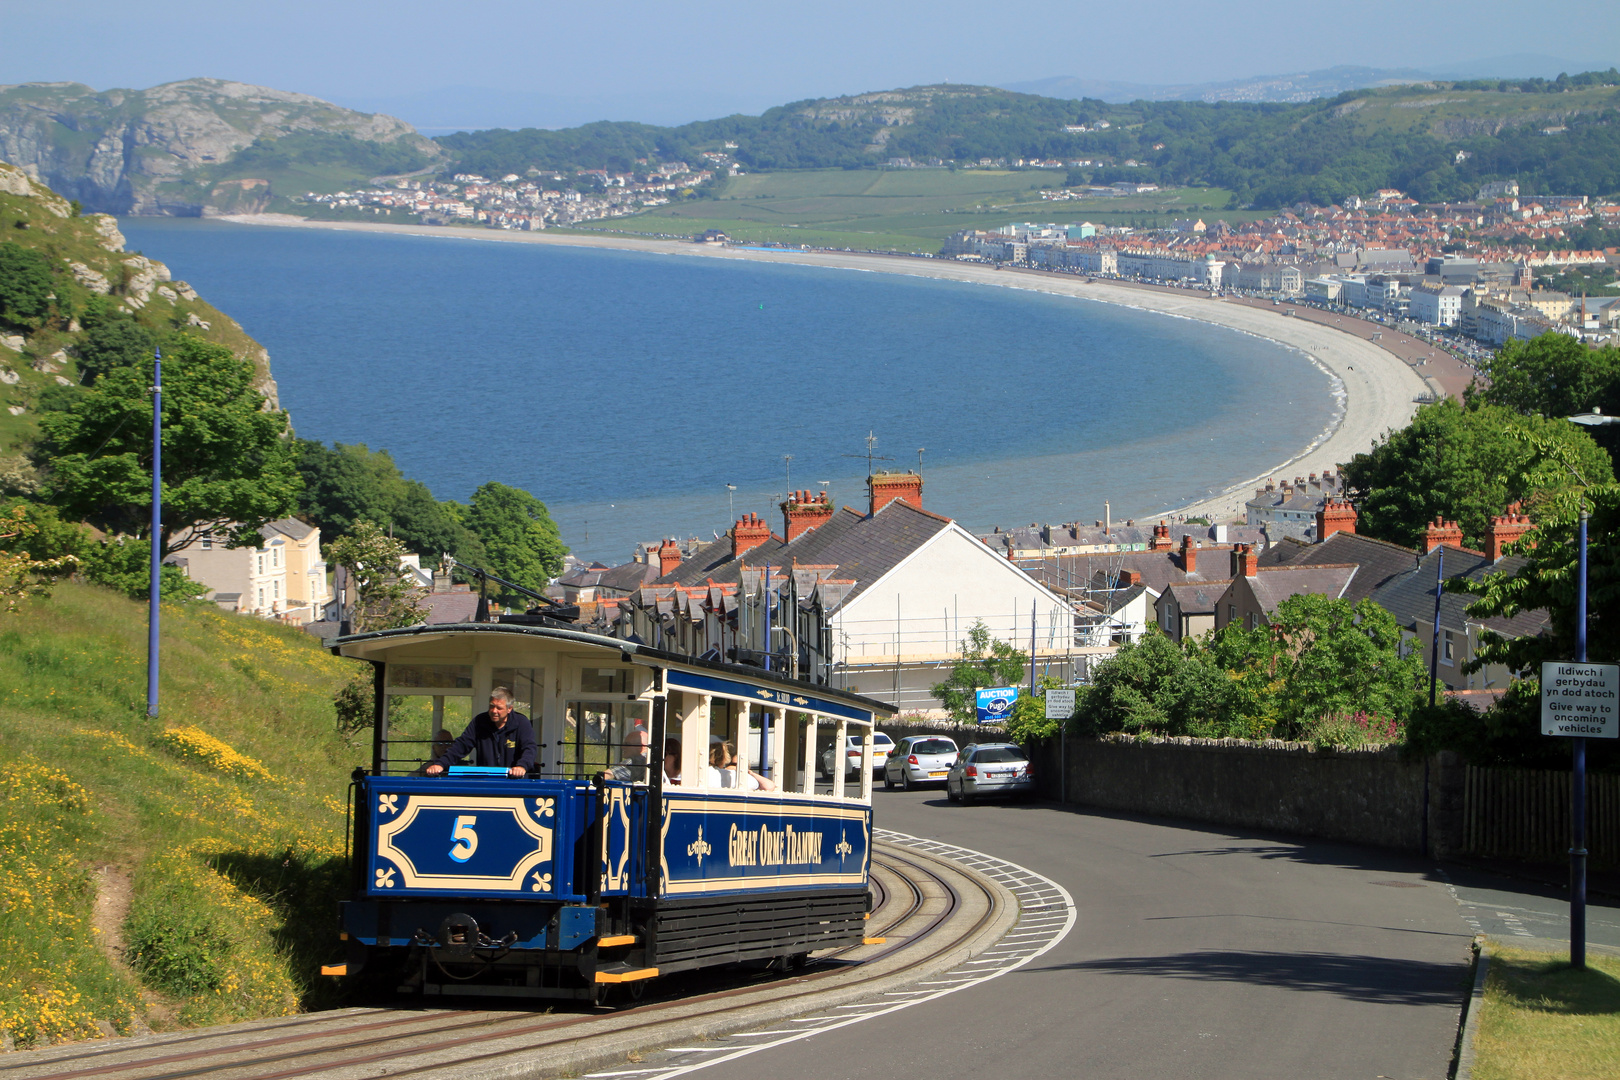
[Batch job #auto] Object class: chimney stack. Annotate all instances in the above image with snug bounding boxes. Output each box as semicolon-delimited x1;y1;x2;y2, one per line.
1423;517;1464;554
1231;543;1259;578
1180;534;1198;575
1149;521;1173;551
731;513;771;559
657;538;682;577
1484;504;1533;562
1316;498;1358;542
781;489;834;541
868;471;923;516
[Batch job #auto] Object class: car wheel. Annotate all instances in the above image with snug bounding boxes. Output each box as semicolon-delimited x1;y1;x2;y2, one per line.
945;780;957;803
962;788;975;806
883;772;895;791
900;771;912;792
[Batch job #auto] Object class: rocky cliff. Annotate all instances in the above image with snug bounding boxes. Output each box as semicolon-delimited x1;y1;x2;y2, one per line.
0;160;281;455
0;79;442;215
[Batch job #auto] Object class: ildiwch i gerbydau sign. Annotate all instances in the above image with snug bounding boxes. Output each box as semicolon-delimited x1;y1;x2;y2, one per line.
1541;662;1620;739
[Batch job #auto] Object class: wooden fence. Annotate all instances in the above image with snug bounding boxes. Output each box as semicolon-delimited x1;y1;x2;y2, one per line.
1462;766;1620;867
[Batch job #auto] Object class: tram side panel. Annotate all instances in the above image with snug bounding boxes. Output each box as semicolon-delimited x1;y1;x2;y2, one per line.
647;790;872;973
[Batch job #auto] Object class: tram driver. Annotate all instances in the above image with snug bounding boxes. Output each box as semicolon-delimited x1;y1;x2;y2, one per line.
424;687;537;778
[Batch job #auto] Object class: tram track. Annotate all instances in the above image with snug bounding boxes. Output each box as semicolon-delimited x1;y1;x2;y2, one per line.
3;840;1016;1080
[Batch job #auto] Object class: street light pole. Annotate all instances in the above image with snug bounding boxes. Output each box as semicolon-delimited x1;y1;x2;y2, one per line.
1573;505;1589;969
146;346;162;718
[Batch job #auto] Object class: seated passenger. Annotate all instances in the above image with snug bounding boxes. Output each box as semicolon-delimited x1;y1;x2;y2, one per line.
663;738;682;785
722;741;776;791
424;688;536;778
609;728;652;783
706;744;731;788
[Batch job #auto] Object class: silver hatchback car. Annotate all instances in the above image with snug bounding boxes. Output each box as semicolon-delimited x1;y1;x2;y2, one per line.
883;735;958;790
946;743;1034;803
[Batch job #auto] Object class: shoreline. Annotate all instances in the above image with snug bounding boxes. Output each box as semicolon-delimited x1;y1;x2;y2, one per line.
215;214;1432;523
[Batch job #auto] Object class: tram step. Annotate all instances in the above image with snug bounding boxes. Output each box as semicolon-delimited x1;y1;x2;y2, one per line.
598;934;639;947
595;966;659;984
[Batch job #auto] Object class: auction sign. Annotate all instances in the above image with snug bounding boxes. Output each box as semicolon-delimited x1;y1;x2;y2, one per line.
976;686;1019;724
1540;662;1620;739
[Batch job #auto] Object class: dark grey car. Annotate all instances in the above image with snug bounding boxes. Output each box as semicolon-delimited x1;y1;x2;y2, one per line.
946;743;1034;803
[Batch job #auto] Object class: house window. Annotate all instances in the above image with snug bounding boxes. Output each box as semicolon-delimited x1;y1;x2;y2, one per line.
257;588;265;609
1442;630;1455;665
200;536;212;550
273;581;280;600
257;554;265;575
1248;613;1259;630
1228;604;1237;624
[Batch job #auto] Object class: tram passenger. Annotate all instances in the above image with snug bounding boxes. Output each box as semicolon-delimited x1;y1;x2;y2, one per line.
424;687;537;778
722;741;776;792
609;728;652;783
662;738;681;785
706;744;731;788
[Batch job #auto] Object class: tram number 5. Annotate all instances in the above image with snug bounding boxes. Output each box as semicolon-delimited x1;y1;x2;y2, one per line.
449;815;479;863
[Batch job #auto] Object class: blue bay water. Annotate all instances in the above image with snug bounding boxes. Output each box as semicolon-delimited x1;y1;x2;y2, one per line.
118;220;1335;563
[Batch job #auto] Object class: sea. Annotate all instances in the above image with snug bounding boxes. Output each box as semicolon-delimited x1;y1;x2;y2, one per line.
117;219;1337;563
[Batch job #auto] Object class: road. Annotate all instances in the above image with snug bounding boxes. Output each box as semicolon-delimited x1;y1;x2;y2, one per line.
637;790;1617;1080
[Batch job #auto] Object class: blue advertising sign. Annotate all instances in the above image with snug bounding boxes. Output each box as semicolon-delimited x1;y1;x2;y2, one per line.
976;686;1019;723
659;791;870;897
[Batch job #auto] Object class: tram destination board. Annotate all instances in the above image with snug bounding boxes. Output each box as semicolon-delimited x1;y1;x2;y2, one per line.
1540;662;1620;738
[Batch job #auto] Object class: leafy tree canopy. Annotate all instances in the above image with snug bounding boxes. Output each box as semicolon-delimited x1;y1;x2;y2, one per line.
462;481;566;598
326;520;425;632
1474;333;1620;421
35;335;300;557
1340;398;1613;550
930;619;1030;726
0;240;58;330
293;440;485;564
75;311;158;385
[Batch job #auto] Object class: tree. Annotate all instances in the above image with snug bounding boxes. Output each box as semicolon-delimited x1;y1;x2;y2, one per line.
294;440;483;563
1475;333;1620;421
326;521;425;632
1341;399;1612;550
1074;628;1230;736
75;313;157;385
1256;594;1424;736
462;482;566;597
930;619;1030;726
0;504;79;611
36;335;301;558
0;241;57;329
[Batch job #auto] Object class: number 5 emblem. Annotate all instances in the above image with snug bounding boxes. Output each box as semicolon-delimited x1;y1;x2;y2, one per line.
449;815;478;863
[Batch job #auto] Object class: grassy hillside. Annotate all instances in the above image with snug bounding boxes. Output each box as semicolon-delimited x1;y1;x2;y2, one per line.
0;160;277;456
0;581;360;1046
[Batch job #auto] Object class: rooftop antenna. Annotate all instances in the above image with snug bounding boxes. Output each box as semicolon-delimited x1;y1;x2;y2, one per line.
783;454;793;493
917;447;926;475
726;483;736;522
842;430;892;476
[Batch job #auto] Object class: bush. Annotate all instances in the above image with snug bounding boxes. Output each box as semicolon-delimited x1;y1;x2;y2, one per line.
81;536;208;602
1299;711;1404;751
0;241;57;330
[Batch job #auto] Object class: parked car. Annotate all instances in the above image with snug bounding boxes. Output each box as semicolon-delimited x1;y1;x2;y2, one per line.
946;743;1034;804
883;735;959;790
820;731;895;778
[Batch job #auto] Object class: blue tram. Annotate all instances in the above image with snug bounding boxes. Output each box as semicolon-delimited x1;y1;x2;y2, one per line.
330;620;895;1000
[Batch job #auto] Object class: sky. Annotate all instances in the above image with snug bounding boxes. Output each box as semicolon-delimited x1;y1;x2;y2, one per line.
5;0;1618;131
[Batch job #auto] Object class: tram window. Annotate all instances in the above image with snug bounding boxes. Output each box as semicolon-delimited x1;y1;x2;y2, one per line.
580;668;627;694
382;695;472;774
387;664;474;690
490;667;544;717
562;699;649;779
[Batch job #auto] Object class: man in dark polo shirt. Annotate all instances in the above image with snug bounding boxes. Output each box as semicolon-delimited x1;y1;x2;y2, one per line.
425;687;537;777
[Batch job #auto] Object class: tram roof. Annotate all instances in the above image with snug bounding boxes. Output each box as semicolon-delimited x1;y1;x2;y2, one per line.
329;619;898;717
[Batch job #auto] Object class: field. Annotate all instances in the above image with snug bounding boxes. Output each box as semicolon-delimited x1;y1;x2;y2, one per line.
1338;82;1620;138
0;581;361;1046
575;169;1259;252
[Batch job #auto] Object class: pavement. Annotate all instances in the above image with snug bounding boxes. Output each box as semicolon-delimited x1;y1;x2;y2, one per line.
650;792;1620;1080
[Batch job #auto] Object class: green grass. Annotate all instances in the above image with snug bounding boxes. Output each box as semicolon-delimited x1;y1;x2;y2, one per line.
1473;942;1620;1079
1340;83;1620;138
574;170;1257;252
0;581;363;1045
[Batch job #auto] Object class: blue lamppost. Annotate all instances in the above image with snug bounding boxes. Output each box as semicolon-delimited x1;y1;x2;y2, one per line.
1564;408;1616;969
146;346;162;718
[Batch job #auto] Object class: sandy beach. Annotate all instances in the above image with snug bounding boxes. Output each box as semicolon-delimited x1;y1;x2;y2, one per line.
218;214;1433;523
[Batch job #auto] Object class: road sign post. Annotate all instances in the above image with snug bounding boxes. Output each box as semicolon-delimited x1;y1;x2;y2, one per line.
1046;688;1075;805
1541;659;1619;969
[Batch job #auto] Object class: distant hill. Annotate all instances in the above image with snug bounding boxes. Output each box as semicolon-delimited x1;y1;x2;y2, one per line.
0;79;444;215
436;73;1620;207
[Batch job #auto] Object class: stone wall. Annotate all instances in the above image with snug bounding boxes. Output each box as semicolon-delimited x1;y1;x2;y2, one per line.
1031;735;1465;857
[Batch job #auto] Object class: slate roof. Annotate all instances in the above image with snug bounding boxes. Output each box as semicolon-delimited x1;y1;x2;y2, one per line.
422;590;481;625
556;558;663;595
1258;531;1420;603
1165;580;1231;614
1245;564;1359;614
263;517;316;541
1369;547;1549;640
655;500;954;611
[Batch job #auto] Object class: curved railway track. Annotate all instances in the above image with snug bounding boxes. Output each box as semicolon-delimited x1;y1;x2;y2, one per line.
4;841;1010;1080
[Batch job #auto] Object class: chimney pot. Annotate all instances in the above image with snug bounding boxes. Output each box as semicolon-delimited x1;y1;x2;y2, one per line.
658;538;682;577
868;471;924;516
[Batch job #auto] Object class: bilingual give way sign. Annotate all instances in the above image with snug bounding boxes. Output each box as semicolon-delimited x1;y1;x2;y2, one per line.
1045;689;1076;720
1541;662;1620;738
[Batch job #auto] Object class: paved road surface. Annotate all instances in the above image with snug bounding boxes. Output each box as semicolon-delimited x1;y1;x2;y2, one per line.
676;792;1575;1080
